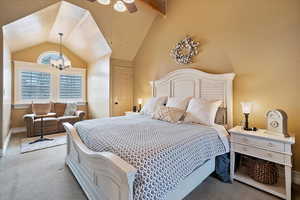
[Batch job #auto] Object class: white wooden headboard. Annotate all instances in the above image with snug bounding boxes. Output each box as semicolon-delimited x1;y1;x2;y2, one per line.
150;69;236;128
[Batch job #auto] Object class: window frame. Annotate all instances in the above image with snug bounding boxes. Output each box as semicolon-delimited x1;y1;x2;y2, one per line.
19;70;52;102
57;69;86;103
14;61;86;105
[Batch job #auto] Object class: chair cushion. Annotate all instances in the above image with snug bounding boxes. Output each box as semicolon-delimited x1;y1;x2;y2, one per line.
57;116;80;131
54;103;66;117
57;116;79;123
34;117;57;122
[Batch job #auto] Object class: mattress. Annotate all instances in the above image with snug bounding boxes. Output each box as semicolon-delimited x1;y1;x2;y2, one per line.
75;114;228;200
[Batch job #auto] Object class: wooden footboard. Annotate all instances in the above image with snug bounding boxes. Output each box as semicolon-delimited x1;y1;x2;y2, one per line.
63;122;216;200
63;123;137;200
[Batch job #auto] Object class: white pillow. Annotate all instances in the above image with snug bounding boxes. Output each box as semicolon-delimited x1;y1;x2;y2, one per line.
184;98;222;126
166;97;192;110
141;97;168;115
64;103;77;116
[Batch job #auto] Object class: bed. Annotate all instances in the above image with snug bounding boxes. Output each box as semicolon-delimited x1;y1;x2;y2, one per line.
63;68;235;200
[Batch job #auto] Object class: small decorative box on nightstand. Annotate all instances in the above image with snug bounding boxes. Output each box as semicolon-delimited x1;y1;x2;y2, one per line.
124;111;140;116
229;126;295;200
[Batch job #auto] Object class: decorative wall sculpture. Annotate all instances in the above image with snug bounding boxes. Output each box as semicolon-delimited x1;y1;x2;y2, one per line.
170;36;200;65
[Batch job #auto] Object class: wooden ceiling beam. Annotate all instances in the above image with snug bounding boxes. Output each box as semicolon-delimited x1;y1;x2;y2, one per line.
139;0;166;16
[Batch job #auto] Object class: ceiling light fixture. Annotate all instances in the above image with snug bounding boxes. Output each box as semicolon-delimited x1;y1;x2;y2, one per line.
113;1;127;12
97;0;111;5
50;33;71;71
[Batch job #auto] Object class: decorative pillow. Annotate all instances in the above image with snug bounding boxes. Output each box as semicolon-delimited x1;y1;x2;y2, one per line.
184;98;222;126
166;97;192;110
141;96;168;115
64;103;77;116
31;103;51;115
215;107;227;125
153;106;185;123
54;103;66;117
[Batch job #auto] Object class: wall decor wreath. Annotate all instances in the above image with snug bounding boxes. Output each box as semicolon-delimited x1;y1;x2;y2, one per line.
170;36;200;65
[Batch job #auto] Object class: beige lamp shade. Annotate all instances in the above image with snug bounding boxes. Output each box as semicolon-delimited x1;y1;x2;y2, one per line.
138;98;143;105
241;102;253;114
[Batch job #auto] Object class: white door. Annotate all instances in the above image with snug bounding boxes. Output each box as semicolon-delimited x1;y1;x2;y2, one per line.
112;66;133;116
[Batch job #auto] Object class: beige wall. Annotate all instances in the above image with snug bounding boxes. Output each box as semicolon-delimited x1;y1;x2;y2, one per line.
10;42;88;128
87;56;111;119
0;30;12;151
134;0;300;170
12;42;87;68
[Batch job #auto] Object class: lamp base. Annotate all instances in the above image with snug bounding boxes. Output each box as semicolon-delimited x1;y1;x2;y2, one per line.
243;127;257;131
243;113;257;131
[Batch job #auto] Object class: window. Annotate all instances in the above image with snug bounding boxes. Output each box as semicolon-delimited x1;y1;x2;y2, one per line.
21;71;51;100
37;51;71;65
14;61;86;104
60;75;82;99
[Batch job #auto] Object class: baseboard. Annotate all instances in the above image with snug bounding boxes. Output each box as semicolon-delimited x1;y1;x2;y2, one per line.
11;127;26;134
0;127;25;157
293;170;300;185
0;129;12;157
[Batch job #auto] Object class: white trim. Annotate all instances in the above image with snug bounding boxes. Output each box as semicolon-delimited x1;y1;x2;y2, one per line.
293;170;300;185
0;129;12;157
11;127;26;134
14;61;86;104
57;69;86;103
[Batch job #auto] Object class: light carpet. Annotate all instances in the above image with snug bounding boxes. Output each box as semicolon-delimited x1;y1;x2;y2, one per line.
21;133;66;153
1;133;299;200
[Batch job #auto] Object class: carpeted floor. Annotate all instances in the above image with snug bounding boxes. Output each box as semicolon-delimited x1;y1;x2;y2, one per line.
0;133;299;200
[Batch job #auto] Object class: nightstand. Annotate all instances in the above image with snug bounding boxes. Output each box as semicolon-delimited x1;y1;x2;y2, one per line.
124;111;140;116
229;126;295;200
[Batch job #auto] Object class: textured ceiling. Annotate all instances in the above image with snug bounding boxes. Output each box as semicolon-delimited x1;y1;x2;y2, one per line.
1;0;158;62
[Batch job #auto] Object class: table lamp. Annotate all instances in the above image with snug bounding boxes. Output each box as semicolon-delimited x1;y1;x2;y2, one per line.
138;98;143;112
241;102;255;131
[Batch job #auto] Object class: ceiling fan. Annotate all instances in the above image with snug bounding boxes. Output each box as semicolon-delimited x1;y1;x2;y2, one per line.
86;0;138;13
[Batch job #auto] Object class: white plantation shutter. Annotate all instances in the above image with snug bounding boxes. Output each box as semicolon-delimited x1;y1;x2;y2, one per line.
14;61;86;104
21;71;51;100
59;74;82;99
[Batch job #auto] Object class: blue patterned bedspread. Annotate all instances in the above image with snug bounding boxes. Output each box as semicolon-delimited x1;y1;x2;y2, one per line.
75;115;228;200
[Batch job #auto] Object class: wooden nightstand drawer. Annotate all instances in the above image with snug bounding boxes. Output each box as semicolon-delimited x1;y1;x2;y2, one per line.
231;134;284;152
232;143;285;165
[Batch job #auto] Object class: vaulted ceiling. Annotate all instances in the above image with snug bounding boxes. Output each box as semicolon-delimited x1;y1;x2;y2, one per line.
1;0;161;63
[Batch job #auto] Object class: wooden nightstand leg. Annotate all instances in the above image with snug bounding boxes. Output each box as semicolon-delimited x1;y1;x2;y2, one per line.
230;151;235;182
285;165;291;200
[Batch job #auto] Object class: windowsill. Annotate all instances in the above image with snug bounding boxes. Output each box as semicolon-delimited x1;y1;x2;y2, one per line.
12;102;88;109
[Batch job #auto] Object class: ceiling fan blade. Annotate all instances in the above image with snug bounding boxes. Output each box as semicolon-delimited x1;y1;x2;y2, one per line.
123;1;138;13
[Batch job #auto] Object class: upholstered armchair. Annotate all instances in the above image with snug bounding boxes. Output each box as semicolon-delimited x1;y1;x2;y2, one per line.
24;103;86;137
